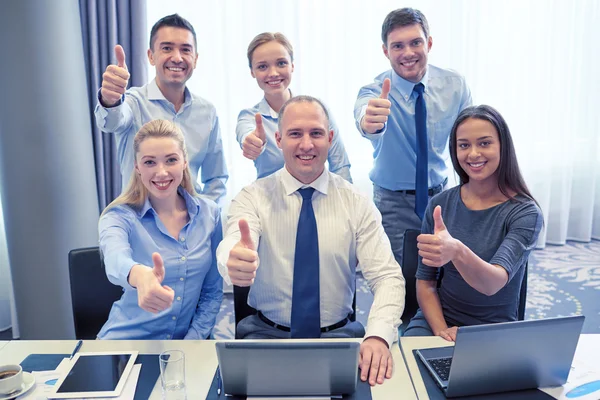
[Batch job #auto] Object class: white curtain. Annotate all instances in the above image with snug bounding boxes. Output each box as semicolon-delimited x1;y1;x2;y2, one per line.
146;0;600;247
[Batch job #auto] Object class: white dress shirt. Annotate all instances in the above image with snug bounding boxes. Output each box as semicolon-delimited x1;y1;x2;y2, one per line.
217;167;405;346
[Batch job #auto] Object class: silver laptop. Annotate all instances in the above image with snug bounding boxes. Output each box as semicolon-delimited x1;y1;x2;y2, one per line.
416;315;585;398
215;340;359;397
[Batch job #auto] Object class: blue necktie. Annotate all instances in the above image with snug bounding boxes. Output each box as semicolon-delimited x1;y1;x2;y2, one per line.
290;187;320;338
414;83;428;220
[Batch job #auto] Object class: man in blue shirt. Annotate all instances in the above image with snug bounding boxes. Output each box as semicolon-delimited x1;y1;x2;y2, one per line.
95;14;228;204
354;8;472;264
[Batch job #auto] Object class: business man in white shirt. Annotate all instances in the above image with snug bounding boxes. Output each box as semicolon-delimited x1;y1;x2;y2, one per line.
216;95;406;386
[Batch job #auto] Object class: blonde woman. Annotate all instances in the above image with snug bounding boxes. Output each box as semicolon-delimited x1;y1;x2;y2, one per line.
97;120;222;340
237;32;352;181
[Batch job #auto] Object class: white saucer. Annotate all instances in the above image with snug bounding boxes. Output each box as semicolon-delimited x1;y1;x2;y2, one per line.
0;372;35;400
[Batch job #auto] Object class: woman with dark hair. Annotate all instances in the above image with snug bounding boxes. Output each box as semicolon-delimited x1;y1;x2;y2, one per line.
97;120;223;340
403;105;543;341
236;32;352;181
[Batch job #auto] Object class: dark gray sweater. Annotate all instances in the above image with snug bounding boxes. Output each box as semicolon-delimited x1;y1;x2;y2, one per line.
415;186;543;326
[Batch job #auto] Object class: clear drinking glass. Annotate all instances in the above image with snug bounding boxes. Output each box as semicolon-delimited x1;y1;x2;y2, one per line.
159;350;187;400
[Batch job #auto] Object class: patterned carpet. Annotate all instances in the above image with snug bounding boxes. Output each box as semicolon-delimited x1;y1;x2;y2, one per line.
212;240;600;339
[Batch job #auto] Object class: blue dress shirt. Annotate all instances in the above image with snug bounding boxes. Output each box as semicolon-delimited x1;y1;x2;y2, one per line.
236;96;352;181
94;79;229;205
97;187;223;340
354;65;472;190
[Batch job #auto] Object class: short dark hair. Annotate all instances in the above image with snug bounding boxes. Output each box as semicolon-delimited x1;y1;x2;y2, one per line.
449;105;537;205
149;14;197;51
381;8;430;45
278;95;330;133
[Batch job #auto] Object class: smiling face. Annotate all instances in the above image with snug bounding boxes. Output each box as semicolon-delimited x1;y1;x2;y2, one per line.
148;26;198;91
276;101;332;184
250;40;294;97
455;118;501;185
135;137;187;203
383;23;432;83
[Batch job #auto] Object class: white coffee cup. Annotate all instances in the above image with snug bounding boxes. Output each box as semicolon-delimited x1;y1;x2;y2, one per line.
0;364;23;395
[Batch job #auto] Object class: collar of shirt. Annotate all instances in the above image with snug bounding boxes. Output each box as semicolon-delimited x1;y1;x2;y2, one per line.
147;78;193;107
138;186;200;220
390;67;429;101
257;89;294;119
279;167;329;197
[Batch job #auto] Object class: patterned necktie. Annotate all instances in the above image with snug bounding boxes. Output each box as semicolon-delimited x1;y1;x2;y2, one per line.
414;83;428;220
290;187;320;338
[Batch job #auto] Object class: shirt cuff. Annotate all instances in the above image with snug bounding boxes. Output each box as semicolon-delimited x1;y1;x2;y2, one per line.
216;256;233;286
96;88;124;108
120;261;142;290
365;320;398;348
358;105;386;138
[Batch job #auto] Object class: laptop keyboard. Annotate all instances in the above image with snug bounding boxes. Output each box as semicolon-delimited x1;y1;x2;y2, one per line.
429;357;453;381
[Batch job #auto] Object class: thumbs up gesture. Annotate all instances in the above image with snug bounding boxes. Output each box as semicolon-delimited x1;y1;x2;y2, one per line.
242;113;267;160
416;206;458;267
361;78;392;134
100;44;130;107
226;219;259;286
128;252;175;313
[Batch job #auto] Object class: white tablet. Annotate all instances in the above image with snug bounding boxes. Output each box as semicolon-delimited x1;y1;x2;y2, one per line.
48;351;138;399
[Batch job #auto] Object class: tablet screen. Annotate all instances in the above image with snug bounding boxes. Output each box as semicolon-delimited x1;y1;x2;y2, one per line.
49;352;137;398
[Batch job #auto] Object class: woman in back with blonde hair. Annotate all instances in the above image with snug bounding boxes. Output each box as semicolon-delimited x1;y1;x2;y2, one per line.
98;119;223;340
236;32;352;181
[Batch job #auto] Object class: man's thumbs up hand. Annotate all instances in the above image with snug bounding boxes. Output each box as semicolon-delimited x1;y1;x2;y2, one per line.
100;44;130;107
227;219;259;286
361;78;392;134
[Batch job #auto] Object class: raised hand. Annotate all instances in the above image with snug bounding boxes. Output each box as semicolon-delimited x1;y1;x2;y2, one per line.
361;78;392;134
242;113;266;160
130;252;175;313
417;205;458;267
226;219;259;286
100;44;130;107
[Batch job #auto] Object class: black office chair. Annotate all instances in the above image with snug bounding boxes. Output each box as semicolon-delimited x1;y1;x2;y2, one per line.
518;263;528;321
233;285;257;339
68;246;123;339
233;283;357;339
399;229;421;335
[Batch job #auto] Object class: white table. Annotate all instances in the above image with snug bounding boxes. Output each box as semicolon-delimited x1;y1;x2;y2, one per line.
400;334;600;400
0;340;8;352
0;339;417;399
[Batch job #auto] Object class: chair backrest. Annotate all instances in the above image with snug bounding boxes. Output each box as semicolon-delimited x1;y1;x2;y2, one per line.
399;229;421;334
233;283;357;339
68;247;123;339
233;285;257;339
518;262;528;321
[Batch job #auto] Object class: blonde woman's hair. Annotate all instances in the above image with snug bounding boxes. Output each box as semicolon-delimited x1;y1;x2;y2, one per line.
101;120;196;216
247;32;294;69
